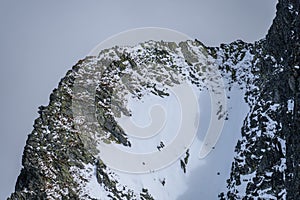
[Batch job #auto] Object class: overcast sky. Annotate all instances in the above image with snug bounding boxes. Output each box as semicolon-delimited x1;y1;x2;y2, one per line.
0;0;276;199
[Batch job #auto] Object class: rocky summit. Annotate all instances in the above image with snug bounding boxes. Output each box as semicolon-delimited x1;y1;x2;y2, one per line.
8;0;300;199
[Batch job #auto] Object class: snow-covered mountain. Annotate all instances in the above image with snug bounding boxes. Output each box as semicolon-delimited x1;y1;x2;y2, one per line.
8;0;300;199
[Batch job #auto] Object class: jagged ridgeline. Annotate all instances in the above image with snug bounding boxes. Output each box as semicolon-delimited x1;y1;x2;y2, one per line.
8;0;300;199
9;39;231;199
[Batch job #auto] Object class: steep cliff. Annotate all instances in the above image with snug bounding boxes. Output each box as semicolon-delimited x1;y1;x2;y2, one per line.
266;4;300;199
224;1;299;199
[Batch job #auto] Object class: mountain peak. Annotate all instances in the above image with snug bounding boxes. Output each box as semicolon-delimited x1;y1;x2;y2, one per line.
8;1;300;199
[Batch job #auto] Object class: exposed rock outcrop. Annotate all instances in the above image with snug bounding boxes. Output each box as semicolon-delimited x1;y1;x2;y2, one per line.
8;0;300;199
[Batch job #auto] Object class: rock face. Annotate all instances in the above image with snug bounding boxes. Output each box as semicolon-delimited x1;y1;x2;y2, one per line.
223;1;300;199
8;0;300;199
266;2;300;199
224;1;300;199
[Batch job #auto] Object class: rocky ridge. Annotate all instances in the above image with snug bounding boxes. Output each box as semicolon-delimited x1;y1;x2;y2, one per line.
8;0;300;199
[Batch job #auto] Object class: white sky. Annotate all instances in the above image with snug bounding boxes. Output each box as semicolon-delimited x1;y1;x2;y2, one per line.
0;0;276;199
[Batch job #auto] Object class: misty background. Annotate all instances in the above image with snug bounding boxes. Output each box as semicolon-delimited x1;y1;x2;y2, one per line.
0;0;276;199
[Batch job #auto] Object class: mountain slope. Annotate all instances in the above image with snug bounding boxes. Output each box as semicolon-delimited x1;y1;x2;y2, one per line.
8;0;300;199
224;0;300;199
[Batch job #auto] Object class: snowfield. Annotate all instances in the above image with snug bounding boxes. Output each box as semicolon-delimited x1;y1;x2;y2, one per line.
71;40;255;199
